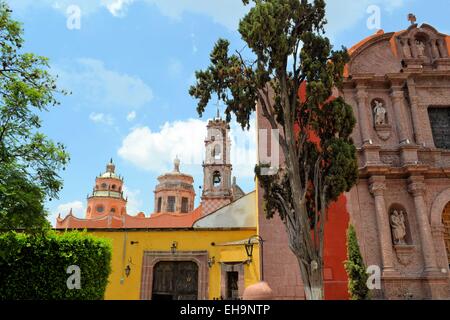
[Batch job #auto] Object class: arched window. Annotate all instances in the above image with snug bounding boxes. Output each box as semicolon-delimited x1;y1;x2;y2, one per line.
156;197;162;213
96;205;105;213
111;184;116;190
167;196;176;212
101;183;107;189
181;197;189;213
213;171;221;188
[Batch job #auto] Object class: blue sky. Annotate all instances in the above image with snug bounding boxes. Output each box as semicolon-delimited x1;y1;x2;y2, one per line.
6;0;449;225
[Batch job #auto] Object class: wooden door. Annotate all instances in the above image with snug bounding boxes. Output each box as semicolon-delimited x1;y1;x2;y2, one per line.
443;202;450;267
152;261;198;300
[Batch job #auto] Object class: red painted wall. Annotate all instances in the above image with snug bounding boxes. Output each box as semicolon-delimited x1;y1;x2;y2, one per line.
323;195;349;300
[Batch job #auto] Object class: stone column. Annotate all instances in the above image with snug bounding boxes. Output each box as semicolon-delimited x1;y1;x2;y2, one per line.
406;78;425;146
356;86;372;145
390;87;410;144
431;39;441;59
437;39;448;58
407;176;440;275
369;176;398;276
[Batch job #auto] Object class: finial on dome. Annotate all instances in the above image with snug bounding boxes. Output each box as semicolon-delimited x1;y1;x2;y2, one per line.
106;158;115;173
173;155;180;173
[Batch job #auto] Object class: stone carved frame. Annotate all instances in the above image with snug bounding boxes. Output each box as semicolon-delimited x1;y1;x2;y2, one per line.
139;251;209;300
389;204;416;266
371;98;392;141
220;262;245;300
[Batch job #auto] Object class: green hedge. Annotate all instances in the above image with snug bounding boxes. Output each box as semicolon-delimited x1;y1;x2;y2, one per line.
344;224;370;300
0;230;112;300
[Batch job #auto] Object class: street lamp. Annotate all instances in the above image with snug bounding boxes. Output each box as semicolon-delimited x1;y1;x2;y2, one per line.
245;241;254;259
245;235;265;281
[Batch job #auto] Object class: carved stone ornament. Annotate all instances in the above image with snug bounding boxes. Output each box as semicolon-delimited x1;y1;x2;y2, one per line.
394;245;415;266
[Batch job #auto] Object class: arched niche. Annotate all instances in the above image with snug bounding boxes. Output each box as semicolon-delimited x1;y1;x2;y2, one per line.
388;203;412;245
430;187;450;227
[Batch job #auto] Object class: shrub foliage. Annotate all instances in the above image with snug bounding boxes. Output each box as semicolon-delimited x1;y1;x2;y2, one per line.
0;231;111;300
344;224;370;300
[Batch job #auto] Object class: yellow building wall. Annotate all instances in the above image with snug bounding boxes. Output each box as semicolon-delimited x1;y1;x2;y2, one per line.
88;229;260;300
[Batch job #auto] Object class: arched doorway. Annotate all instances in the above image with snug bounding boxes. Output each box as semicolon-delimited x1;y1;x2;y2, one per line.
443;202;450;268
152;261;198;300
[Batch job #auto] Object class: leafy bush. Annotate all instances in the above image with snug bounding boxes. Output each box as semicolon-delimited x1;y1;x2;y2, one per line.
0;230;111;300
344;224;370;300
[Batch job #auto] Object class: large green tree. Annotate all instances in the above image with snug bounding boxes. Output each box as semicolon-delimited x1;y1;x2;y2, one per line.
0;2;69;230
189;0;358;299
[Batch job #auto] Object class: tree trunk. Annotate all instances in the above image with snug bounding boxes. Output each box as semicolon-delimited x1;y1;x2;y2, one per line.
296;256;324;300
284;209;325;300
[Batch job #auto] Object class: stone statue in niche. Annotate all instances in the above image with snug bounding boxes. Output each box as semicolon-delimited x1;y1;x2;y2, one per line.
401;39;412;58
390;210;407;245
415;40;426;58
373;100;387;126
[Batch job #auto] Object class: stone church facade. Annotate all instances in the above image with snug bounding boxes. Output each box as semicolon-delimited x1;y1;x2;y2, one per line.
258;22;450;299
343;22;450;299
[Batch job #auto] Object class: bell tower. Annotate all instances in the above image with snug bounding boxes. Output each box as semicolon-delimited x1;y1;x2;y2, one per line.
86;159;127;219
201;113;233;216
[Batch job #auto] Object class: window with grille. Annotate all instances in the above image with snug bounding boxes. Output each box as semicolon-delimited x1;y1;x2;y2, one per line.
157;197;162;213
428;107;450;149
181;197;189;213
167;196;176;212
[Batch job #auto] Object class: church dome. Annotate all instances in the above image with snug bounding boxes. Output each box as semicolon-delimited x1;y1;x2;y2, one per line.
153;157;196;214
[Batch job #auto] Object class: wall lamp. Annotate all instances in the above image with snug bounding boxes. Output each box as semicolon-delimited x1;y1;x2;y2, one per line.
171;241;178;254
208;256;215;268
125;265;131;277
244;235;265;281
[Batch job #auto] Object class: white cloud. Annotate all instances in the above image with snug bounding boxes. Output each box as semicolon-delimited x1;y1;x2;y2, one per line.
54;58;153;109
11;0;405;34
48;200;85;226
229;118;257;179
142;0;250;30
57;201;85;217
10;0;133;18
123;186;144;215
89;112;115;125
324;0;405;37
10;0;102;16
118;119;206;173
127;111;137;122
101;0;135;17
118;117;256;178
